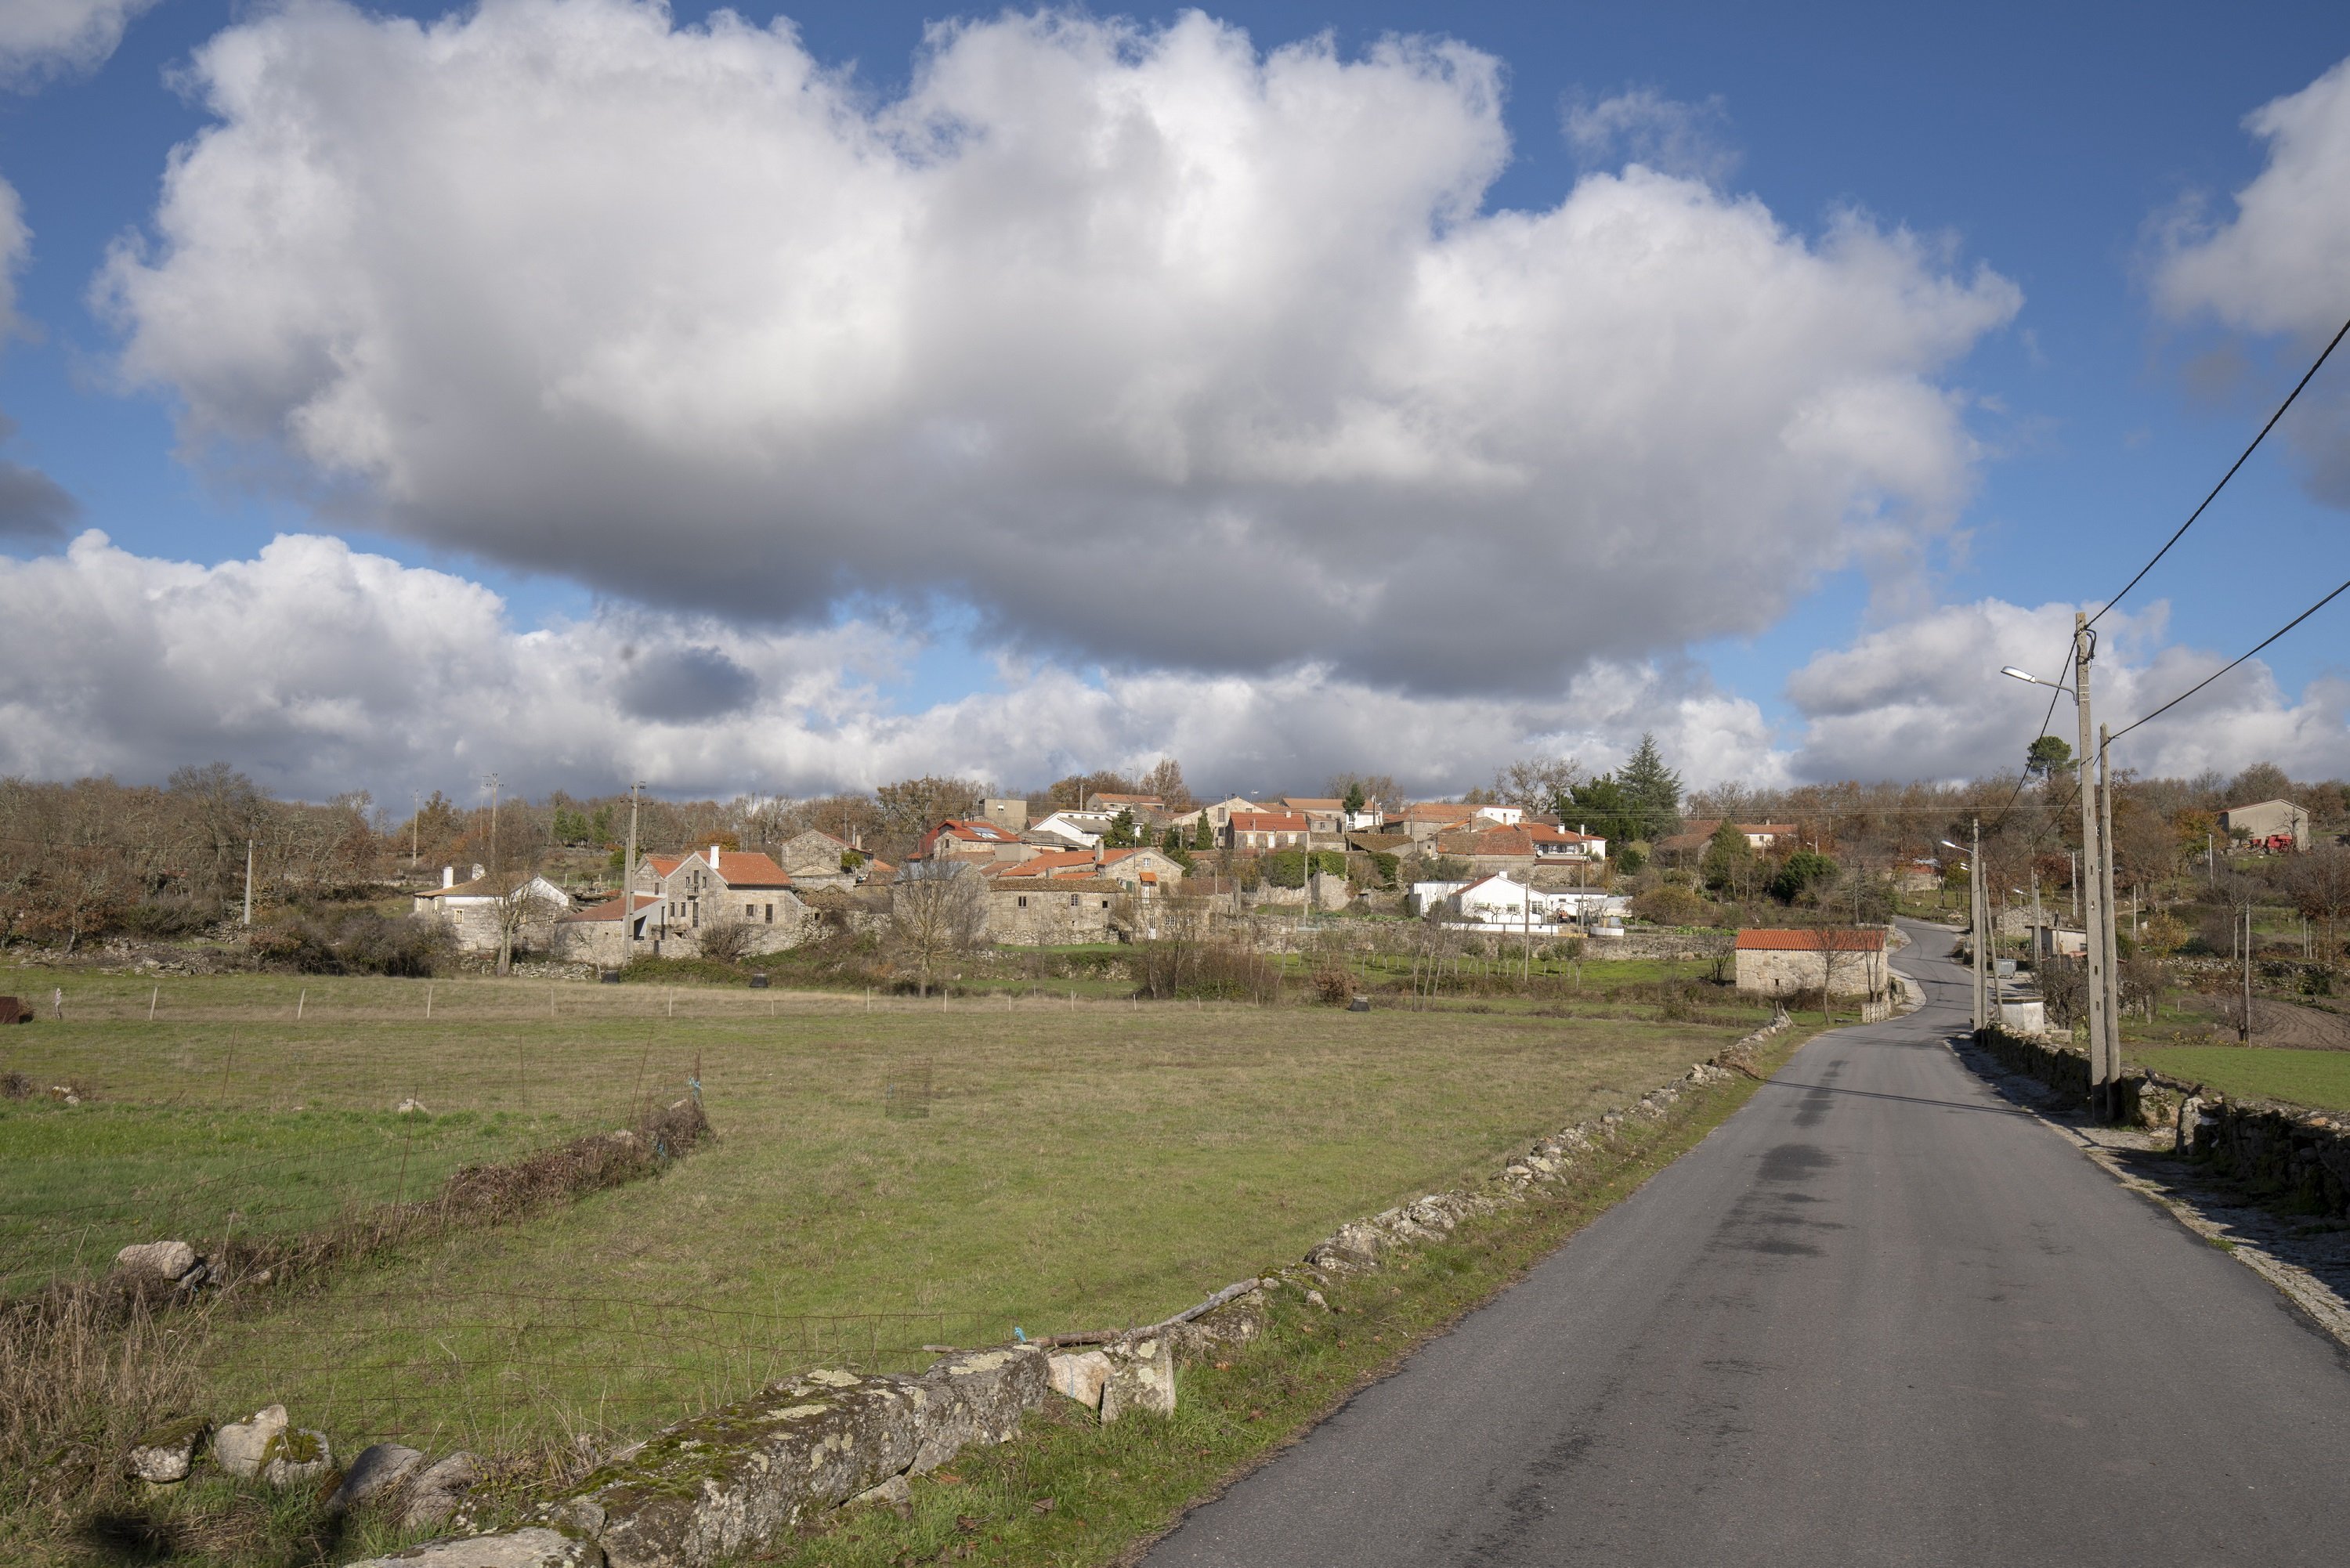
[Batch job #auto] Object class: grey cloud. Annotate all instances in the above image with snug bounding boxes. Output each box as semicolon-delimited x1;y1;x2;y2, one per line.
616;645;757;721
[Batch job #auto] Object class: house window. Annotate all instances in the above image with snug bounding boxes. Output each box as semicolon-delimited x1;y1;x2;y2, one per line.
746;902;755;919
1068;894;1080;907
1018;895;1029;908
764;903;773;923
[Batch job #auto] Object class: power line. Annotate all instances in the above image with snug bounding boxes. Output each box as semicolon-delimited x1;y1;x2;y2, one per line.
2088;313;2350;630
2109;573;2350;744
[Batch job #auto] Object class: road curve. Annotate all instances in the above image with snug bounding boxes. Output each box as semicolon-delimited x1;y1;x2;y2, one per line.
1144;923;2350;1566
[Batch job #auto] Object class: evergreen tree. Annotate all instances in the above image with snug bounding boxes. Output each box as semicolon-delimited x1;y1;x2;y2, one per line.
1104;807;1141;848
1192;815;1216;851
2025;735;2073;779
1618;732;1683;841
1563;776;1636;851
1342;781;1368;815
1701;820;1755;894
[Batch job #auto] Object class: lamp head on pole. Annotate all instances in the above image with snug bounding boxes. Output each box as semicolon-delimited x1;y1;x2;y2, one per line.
2001;666;2076;696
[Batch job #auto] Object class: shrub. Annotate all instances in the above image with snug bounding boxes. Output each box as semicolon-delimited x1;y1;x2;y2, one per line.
616;954;747;985
1313;968;1354;1005
695;918;760;966
251;910;450;977
1632;885;1706;927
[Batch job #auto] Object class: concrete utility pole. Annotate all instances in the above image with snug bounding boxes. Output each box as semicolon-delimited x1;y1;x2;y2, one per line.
2240;904;2254;1045
621;780;643;966
243;838;254;927
2098;722;2121;1107
2073;616;2113;1122
1972;818;1987;1033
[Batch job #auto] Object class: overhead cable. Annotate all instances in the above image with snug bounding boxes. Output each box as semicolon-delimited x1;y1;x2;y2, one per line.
2108;574;2350;743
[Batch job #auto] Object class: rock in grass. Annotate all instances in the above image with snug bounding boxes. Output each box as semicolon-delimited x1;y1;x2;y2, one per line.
1100;1337;1176;1423
329;1442;424;1513
342;1526;602;1567
113;1241;197;1283
262;1426;334;1489
126;1416;209;1483
1047;1351;1112;1411
212;1404;288;1479
400;1451;482;1530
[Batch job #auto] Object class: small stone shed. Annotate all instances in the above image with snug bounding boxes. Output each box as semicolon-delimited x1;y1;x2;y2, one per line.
1734;927;1889;999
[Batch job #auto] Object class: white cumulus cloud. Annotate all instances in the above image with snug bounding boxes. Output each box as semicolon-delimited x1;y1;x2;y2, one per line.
0;529;1790;800
0;0;159;89
100;0;2019;695
1784;598;2350;783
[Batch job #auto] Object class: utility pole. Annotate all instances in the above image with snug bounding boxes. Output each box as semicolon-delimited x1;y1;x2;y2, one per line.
2240;904;2254;1045
620;781;643;966
1972;817;1987;1033
485;772;501;873
2098;723;2121;1107
410;790;420;869
243;839;254;927
2073;616;2112;1122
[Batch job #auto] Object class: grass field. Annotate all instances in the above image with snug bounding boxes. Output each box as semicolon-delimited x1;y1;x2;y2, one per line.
0;965;1772;1462
2129;1045;2350;1112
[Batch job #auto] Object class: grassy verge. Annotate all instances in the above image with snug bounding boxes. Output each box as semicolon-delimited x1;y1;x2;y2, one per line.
2129;1045;2350;1112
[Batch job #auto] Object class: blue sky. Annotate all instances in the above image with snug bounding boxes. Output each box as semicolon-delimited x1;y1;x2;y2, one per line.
1;0;2347;800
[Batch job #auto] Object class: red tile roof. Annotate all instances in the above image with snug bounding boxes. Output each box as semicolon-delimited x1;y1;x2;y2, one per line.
1734;928;1885;952
989;848;1155;881
704;849;793;887
1230;811;1308;833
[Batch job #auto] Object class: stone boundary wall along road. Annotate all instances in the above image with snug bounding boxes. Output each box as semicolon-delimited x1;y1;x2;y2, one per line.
334;1011;1797;1567
1971;1026;2350;1222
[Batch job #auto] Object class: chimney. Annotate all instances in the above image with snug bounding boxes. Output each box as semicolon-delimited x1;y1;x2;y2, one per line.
442;865;454;888
711;843;723;873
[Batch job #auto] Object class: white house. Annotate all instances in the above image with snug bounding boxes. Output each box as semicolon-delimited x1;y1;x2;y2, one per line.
1472;804;1524;826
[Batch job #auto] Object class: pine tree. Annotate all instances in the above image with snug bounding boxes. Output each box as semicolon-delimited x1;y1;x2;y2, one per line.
1342;781;1368;815
1192;815;1215;851
1618;733;1683;842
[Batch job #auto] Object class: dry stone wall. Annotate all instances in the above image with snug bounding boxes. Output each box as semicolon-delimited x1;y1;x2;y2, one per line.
1971;1025;2350;1221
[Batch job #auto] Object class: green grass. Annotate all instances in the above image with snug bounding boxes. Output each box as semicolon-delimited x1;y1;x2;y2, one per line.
743;1030;1802;1568
2129;1045;2350;1111
0;1104;577;1295
0;966;1761;1464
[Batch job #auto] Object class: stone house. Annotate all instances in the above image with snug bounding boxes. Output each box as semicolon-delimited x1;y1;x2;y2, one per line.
2219;798;2309;851
413;866;573;953
1170;796;1266;835
985;845;1187;894
1083;791;1164;818
628;847;808;956
776;829;862;891
982;878;1123;944
1390;803;1477;843
1733;928;1888;999
1277;797;1348;836
556;893;662;966
1657;820;1801;859
915;818;1033;864
1227;811;1309;851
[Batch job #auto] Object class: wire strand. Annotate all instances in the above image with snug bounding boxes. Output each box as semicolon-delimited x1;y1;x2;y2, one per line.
2087;315;2350;629
2108;574;2350;743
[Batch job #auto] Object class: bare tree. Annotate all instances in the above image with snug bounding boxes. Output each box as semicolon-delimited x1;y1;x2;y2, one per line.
1325;772;1404;813
2286;844;2350;960
889;860;987;996
1492;756;1583;816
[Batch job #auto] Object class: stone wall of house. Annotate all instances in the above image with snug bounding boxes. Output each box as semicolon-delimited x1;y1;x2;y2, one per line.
1734;946;1887;998
984;883;1118;945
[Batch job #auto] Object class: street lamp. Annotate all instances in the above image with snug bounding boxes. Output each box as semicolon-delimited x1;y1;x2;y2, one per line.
2000;665;2076;695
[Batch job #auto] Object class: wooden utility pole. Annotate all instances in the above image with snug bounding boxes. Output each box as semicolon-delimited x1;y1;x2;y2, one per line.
242;839;254;927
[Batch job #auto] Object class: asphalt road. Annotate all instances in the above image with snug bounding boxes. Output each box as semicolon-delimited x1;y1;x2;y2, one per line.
1146;923;2350;1566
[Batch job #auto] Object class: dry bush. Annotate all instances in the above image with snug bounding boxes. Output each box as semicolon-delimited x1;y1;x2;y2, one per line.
0;1285;202;1516
1312;968;1354;1006
694;917;759;966
2;1071;32;1101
